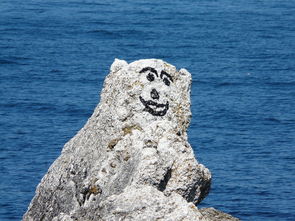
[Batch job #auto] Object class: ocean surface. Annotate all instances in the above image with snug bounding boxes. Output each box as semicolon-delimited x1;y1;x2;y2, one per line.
0;0;294;220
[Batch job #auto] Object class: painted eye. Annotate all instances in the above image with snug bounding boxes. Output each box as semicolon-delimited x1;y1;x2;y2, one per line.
163;78;170;86
147;73;155;82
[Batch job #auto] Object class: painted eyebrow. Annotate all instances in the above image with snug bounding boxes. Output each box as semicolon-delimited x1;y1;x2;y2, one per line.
139;67;158;77
160;70;173;82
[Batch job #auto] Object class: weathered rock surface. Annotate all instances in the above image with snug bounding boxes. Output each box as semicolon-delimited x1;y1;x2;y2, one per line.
23;59;237;220
200;208;240;221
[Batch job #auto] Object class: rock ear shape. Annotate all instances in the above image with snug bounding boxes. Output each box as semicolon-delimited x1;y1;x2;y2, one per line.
23;59;213;221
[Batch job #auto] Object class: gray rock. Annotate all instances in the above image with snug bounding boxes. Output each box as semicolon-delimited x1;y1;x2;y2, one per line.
200;208;240;221
23;59;214;220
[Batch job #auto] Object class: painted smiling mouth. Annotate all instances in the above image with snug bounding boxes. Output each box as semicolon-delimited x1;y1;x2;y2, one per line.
139;96;169;116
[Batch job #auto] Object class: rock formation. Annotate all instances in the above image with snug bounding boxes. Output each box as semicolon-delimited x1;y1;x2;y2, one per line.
199;208;239;221
23;59;237;221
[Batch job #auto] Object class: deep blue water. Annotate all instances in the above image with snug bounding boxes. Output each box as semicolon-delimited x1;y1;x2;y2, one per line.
1;0;294;220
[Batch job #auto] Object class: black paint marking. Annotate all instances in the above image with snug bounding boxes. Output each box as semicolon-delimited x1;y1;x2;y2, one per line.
138;67;172;116
146;73;155;82
139;67;158;77
160;71;173;86
160;70;173;82
163;78;170;86
139;96;169;116
150;88;159;100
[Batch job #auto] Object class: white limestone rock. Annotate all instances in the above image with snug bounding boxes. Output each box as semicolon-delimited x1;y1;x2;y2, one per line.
73;186;210;221
23;59;212;221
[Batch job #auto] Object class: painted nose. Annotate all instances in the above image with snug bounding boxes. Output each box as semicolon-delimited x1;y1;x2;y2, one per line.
151;88;159;100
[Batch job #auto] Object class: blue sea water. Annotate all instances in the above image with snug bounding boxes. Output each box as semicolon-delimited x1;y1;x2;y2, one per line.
0;0;294;220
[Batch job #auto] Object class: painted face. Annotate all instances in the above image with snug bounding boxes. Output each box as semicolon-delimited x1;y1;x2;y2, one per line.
139;67;173;116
